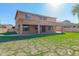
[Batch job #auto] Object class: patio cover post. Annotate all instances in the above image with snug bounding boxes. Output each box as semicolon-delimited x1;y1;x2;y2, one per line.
20;24;23;34
38;24;40;34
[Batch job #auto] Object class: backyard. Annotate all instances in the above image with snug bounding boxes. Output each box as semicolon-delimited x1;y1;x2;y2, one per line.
0;32;79;56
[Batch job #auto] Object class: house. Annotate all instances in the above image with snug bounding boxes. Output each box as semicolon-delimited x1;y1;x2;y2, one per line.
0;25;8;33
0;24;14;33
15;10;63;35
62;20;79;32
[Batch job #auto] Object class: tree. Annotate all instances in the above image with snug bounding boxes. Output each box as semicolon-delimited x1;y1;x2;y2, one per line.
72;4;79;19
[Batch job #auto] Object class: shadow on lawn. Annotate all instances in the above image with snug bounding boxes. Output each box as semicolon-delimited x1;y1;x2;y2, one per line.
0;32;17;35
0;33;65;42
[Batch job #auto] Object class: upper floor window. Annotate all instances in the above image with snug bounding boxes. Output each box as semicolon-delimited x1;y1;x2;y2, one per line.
43;17;47;20
73;26;76;28
25;14;32;19
38;16;47;20
38;16;43;20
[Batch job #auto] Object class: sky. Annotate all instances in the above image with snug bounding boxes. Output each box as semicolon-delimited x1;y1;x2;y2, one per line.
0;3;78;26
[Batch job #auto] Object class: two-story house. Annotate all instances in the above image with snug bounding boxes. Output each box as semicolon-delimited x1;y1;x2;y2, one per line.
15;10;63;35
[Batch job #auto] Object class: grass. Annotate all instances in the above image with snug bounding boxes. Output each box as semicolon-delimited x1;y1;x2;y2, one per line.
0;32;79;46
0;32;79;55
0;32;17;35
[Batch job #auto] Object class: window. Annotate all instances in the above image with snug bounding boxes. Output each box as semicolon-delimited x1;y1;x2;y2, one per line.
23;25;29;31
73;26;76;28
25;14;32;19
38;16;47;20
18;25;20;30
38;16;43;20
43;17;47;20
35;26;38;30
48;26;51;30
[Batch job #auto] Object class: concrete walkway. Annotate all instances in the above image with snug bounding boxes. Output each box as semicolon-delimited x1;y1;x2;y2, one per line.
0;34;20;36
0;32;63;36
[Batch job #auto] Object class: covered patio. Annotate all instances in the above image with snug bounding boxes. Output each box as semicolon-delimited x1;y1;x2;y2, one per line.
19;24;56;35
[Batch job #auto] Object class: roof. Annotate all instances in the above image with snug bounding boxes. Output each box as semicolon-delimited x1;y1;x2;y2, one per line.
15;10;57;20
62;21;79;26
0;25;6;28
0;24;13;28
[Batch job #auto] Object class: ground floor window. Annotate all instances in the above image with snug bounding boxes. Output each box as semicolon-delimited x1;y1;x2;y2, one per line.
22;24;29;31
48;26;51;31
35;25;38;30
18;24;20;30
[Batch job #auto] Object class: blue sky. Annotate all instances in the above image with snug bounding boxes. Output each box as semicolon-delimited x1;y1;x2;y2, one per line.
0;3;78;25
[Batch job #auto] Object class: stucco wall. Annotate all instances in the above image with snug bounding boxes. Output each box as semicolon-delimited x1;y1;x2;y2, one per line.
0;28;8;33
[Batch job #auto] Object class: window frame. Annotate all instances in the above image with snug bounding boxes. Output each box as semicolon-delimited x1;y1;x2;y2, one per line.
73;26;76;28
48;26;51;31
22;25;29;31
25;13;32;19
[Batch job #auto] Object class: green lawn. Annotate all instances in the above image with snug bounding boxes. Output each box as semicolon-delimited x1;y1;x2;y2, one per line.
0;32;17;35
0;32;79;56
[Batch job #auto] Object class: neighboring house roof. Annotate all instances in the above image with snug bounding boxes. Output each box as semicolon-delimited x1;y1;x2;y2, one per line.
0;24;13;28
15;10;57;20
62;20;74;26
0;25;6;28
62;20;79;26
